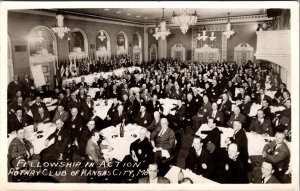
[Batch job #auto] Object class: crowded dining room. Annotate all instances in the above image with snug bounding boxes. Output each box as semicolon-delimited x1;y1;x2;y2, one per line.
5;4;295;185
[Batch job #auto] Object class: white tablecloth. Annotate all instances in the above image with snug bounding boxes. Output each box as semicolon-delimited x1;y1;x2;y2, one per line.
93;99;114;120
159;98;178;116
164;166;218;184
195;125;284;156
7;123;57;154
100;124;148;161
62;66;141;86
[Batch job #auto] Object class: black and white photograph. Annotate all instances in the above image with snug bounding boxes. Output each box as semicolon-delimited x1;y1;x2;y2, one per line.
0;1;299;191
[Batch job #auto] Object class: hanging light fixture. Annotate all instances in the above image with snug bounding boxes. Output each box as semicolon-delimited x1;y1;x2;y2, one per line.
98;31;106;41
209;31;216;41
223;13;235;39
197;25;208;41
171;9;198;34
153;19;160;40
153;8;171;41
51;14;70;39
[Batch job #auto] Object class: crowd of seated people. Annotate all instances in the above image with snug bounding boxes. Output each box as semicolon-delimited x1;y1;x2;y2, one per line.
7;58;291;183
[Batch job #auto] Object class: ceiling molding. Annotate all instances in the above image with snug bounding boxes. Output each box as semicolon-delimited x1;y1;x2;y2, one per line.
10;9;145;27
10;9;271;29
146;14;272;28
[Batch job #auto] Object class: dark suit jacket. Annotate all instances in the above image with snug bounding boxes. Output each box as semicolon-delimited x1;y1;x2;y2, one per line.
94;91;108;101
249;118;273;136
8;115;29;133
46;126;70;154
132;98;145;116
185;99;198;120
33;112;50;124
263;141;290;174
146;100;163;114
208;110;224;126
8;81;21;100
67;99;81;113
111;111;129;127
239;102;253;116
169;89;183;100
185;147;213;179
130;137;153;163
30;102;48;118
252;169;280;183
81;101;94;121
134;111;153;127
219;156;247;183
122;99;132;112
20;78;33;98
68;115;83;139
57;97;68;109
78;128;93;156
138;176;170;184
202;127;221;153
147;119;161;132
150;127;175;153
77;82;88;88
227;113;247;128
219;100;232;118
229;129;249;166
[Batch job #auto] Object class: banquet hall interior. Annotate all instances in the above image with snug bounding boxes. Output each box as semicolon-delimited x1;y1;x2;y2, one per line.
6;7;292;184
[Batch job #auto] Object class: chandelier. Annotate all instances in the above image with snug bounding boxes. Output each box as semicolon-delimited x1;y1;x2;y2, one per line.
223;13;235;39
197;25;208;41
98;31;106;41
171;9;198;34
153;8;171;41
209;32;216;41
51;14;70;39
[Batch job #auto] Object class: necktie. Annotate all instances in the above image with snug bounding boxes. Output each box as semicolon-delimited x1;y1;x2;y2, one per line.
261;177;265;183
158;128;165;137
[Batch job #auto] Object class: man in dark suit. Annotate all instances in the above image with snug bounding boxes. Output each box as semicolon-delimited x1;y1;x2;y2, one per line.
185;136;213;179
8;107;29;134
249;109;273;136
134;105;152;127
150;118;176;163
146;94;163;115
78;120;95;163
167;99;186;129
8;75;21;100
57;92;68;109
227;120;249;167
238;95;253;117
121;94;132;113
251;161;280;184
33;107;50;124
30;96;49;119
169;84;182;100
77;77;88;88
8;96;29;116
192;95;212;131
209;102;224;126
67;93;81;113
138;163;170;184
81;95;94;124
262;132;290;181
111;105;129;127
20;74;33;99
68;107;83;147
217;143;247;183
185;93;197;126
219;93;232;125
227;106;246;128
94;88;107;101
152;84;165;99
8;128;39;170
256;88;272;105
41;119;70;162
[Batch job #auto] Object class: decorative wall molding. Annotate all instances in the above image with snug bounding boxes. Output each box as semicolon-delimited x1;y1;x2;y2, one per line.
221;33;227;61
171;43;186;61
149;44;157;60
234;43;254;65
96;30;111;58
68;28;89;56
